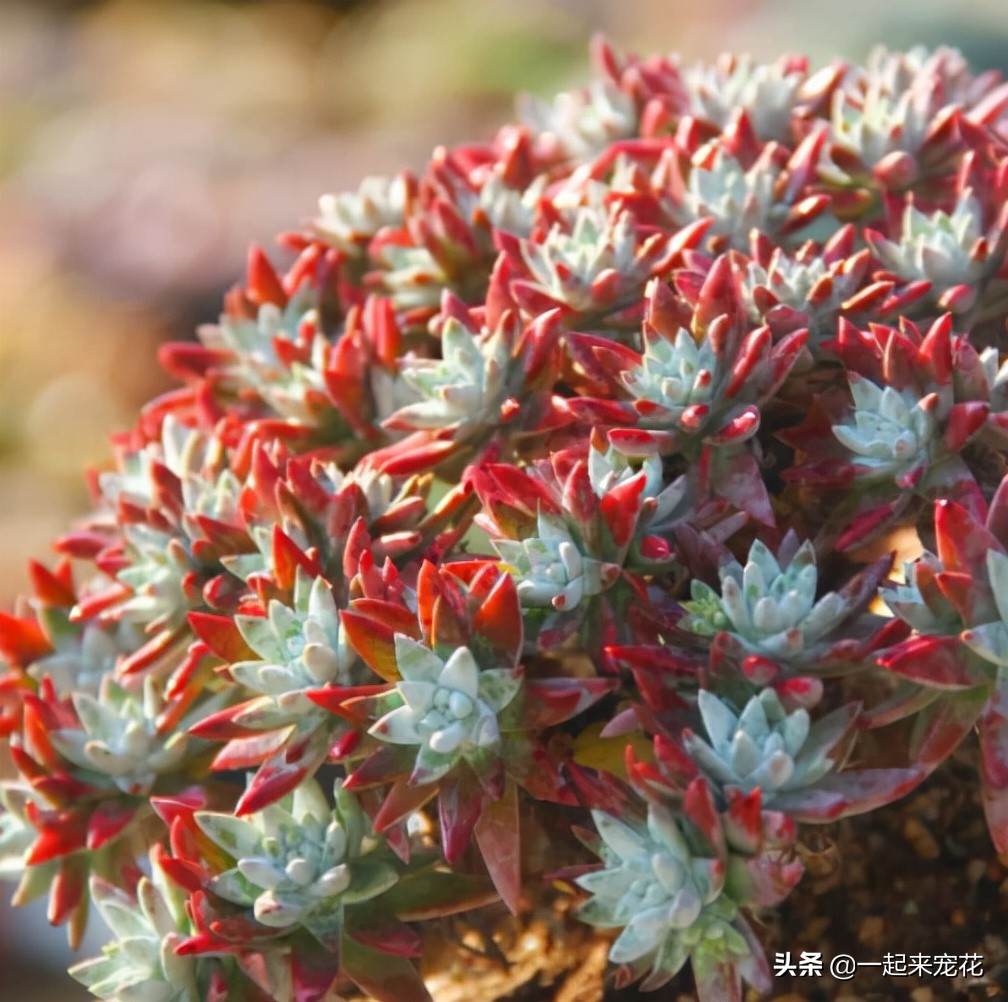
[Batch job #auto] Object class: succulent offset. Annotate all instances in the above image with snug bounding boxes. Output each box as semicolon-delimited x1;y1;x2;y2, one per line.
196;780;397;943
2;35;1008;1002
575;803;742;985
368;635;522;782
683;689;851;802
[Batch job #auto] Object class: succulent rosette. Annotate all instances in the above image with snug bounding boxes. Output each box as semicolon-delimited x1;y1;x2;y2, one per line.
5;36;1008;1002
69;851;239;1002
195;780;397;945
324;560;615;896
865;190;1008;314
782;312;997;551
576;779;801;1001
737;227;928;349
877;476;1008;851
680;534;899;678
367;635;522;783
683;689;838;799
566;264;808;523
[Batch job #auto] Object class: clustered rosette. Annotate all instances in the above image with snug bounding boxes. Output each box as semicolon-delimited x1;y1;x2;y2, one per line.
3;36;1008;1002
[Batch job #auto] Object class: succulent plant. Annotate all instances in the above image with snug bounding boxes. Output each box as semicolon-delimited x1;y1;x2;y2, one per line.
231;574;357;712
385;315;512;436
5;36;1008;1002
831;375;937;480
69;858;209;1002
681;53;805;141
196;780;397;943
683;537;854;665
676;148;784;250
492;511;615;611
576;803;741;984
878;480;1008;852
867;192;991;310
48;678;196;796
683;689;842;801
314;174;413;256
368;635;522;782
576;778;803;1000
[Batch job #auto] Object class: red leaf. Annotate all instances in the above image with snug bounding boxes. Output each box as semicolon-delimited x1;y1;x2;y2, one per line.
271;526;320;591
471;573;522;667
344;745;416;790
474;778;522;915
599;473;646;547
212;729;295;771
350;599;421;639
910;689;987;768
523;678;617;728
188;612;257;663
0;611;50;665
85;801;137;851
47;857;86;926
935;499;996;577
27;560;76;608
344;918;422;957
979;669;1008;852
119;628;184;676
246;244;288;308
25;813;86;865
773;767;928;822
341;611;401;682
438;773;483;864
879;634;989;690
375;779;438;832
290;947;340;1002
684;777;725;854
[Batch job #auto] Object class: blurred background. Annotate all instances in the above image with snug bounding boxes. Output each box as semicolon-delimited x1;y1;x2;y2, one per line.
2;0;1008;997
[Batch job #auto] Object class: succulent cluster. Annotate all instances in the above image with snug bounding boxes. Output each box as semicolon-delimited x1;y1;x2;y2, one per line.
3;36;1008;1002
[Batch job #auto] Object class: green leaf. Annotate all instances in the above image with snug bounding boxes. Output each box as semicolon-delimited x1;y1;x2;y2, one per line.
302;899;344;952
341;935;432;1002
193;812;261;859
381;867;499;921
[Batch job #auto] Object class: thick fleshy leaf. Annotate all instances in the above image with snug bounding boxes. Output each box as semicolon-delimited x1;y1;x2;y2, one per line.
523;678;617;728
340;612;401;682
988;551;1008;627
470;572;523;668
344;745;417;790
438;773;484;863
344;915;422;957
772;767;927;821
394;635;445;684
979;667;1008;852
962;621;1008;668
195;813;261;859
880;634;991;689
341;934;432;1002
909;689;987;768
374;778;439;832
236;746;321;815
290;942;341;1002
381;868;499;921
473;778;522;915
189;611;258;663
370;705;424;745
